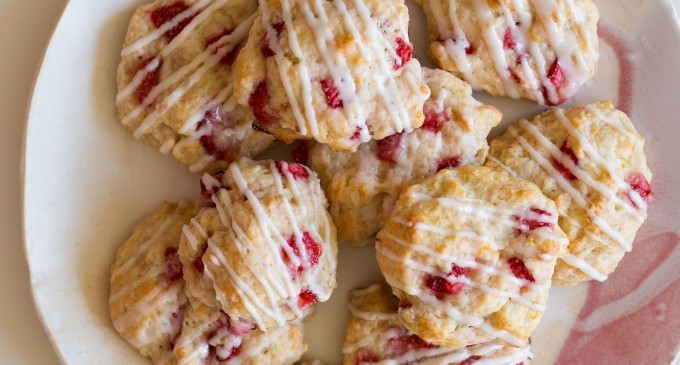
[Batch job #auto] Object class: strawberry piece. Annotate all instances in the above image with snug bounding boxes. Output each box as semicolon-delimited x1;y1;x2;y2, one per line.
320;78;343;109
543;58;567;105
282;231;322;276
425;275;464;299
248;81;278;124
227;317;254;336
516;207;554;232
196;107;240;161
275;161;310;180
458;357;481;365
552;140;579;181
350;126;363;140
291;141;309;164
627;172;654;208
199;172;225;208
135;56;162;104
449;264;469;278
503;29;516;50
260;22;285;57
150;2;194;41
421;102;445;133
164;247;183;283
387;333;439;356
508;257;535;282
355;348;380;364
376;132;404;163
393;37;413;70
436;37;475;55
298;289;318;309
206;29;239;65
437;156;462;172
508;67;523;84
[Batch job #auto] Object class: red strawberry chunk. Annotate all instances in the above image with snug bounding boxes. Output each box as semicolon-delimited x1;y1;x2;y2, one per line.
282;231;322;276
425;275;464;299
449;264;469;278
135;56;162;104
291;141;309;164
552;140;579;181
320;78;343;109
543;58;567;105
508;67;523;84
150;2;195;41
196;107;240;161
248;81;278;124
387;333;439;356
627;172;654;208
355;348;380;364
298;289;318;309
206;29;239;65
458;357;481;365
437;156;462;172
465;42;476;55
508;257;535;282
516;207;554;232
376;132;404;163
393;37;413;70
421;102;446;133
164;247;183;283
503;29;516;50
350;126;363;140
275;161;310;180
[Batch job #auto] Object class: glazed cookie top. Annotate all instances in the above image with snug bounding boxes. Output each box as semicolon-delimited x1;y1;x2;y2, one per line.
109;200;200;364
308;67;501;245
173;302;307;365
376;166;568;348
231;0;430;152
420;0;599;105
117;0;275;173
179;157;338;330
343;284;532;365
485;101;653;286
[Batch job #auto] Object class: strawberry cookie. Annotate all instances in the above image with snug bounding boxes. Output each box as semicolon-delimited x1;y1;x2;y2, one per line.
485;101;653;286
418;0;599;105
109;200;200;364
231;0;430;152
376;166;568;349
308;68;501;245
116;0;276;173
179;157;338;330
343;284;532;364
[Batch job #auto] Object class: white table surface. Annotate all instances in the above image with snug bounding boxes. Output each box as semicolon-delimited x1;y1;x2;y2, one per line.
2;0;679;364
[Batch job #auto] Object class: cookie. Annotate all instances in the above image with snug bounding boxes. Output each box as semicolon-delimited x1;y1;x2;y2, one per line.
485;101;653;286
307;68;501;245
109;200;200;364
116;0;276;173
179;157;338;330
375;166;568;348
231;0;430;152
343;284;532;364
419;0;598;105
174;302;306;365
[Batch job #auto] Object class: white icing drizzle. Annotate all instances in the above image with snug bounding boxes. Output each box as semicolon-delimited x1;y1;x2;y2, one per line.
486;156;518;177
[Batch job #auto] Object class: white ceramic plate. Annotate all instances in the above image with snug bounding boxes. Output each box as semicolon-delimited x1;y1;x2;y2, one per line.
23;0;680;364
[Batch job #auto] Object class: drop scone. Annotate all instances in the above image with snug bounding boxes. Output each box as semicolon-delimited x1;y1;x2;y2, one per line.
116;0;276;173
375;166;568;349
231;0;430;152
109;200;307;365
342;284;532;365
179;157;338;330
485;101;654;286
418;0;599;105
308;68;501;246
110;200;199;364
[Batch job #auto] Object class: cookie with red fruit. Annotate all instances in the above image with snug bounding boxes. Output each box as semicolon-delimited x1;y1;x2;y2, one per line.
485;100;654;286
376;166;568;349
231;0;430;152
116;0;275;173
